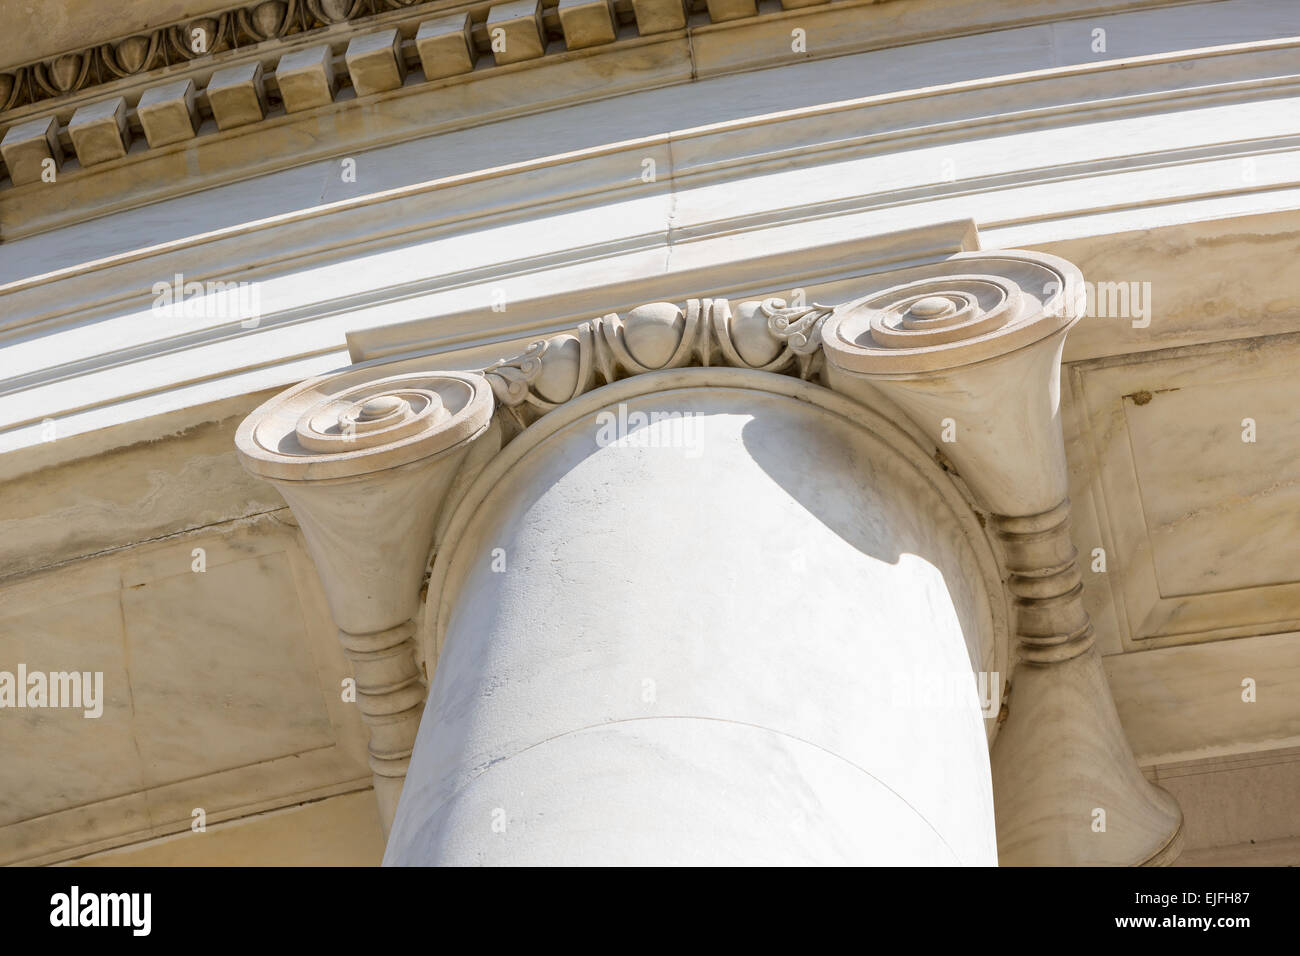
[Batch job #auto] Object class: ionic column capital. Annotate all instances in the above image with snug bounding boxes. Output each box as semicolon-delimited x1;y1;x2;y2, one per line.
235;366;495;484
235;363;498;830
235;247;1180;861
809;250;1184;864
819;249;1085;517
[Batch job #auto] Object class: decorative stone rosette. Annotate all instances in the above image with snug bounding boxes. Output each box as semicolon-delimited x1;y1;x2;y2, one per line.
236;367;494;481
818;250;1087;518
483;297;834;427
821;251;1086;375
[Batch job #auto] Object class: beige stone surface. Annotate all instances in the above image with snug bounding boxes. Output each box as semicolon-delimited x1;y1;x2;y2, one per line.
1070;335;1300;647
558;0;618;50
630;0;686;34
68;97;130;166
345;29;406;98
240;259;1169;865
206;61;265;130
391;381;1002;864
6;0;1293;248
1152;746;1300;852
414;12;476;81
68;790;384;866
136;78;199;147
1;115;61;185
1178;834;1300;866
0;1;233;68
0;590;140;826
2;0;1299;867
236;365;496;829
704;0;758;22
823;250;1082;516
1041;213;1300;364
0;413;283;580
0;513;370;865
1107;631;1300;765
1126;375;1299;596
123;552;336;784
486;0;546;66
276;44;337;114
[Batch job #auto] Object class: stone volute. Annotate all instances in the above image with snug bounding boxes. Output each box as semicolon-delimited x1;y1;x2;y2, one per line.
235;363;496;830
820;250;1183;864
235;247;1182;864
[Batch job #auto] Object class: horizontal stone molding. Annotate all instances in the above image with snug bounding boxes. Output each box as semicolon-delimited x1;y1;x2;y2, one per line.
0;219;978;462
3;3;1297;478
0;0;1262;200
2;0;857;186
1;0;1211;128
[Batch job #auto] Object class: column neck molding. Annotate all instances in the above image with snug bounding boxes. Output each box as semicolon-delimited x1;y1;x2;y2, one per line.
992;501;1094;664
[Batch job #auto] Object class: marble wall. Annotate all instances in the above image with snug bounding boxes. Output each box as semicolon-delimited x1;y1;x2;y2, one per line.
0;420;376;864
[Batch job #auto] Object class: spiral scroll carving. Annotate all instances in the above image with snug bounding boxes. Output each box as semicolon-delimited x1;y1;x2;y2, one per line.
860;278;1020;349
236;368;494;481
822;252;1084;375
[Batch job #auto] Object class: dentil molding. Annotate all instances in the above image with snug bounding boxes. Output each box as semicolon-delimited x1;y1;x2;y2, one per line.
0;0;867;188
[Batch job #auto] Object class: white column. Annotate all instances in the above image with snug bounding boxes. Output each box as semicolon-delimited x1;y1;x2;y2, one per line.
819;250;1183;864
238;249;1182;864
385;375;1001;865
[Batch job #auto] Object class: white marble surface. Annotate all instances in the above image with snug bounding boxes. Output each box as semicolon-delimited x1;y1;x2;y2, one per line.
387;387;998;865
1071;334;1300;647
4;0;1299;475
0;514;370;865
1106;631;1300;766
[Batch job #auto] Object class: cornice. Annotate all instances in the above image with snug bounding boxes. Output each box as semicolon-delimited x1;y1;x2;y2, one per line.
1;1;483;112
0;0;1205;108
1;0;851;188
4;33;1295;315
0;0;1220;200
1;0;1295;473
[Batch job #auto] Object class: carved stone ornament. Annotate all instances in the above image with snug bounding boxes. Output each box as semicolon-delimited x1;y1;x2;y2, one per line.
484;297;834;428
236;367;494;481
0;0;828;193
820;251;1085;518
235;249;1183;862
236;365;495;829
821;252;1084;374
99;35;164;79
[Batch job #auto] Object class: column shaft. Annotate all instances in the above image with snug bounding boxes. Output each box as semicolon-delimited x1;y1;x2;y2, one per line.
387;384;1001;865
